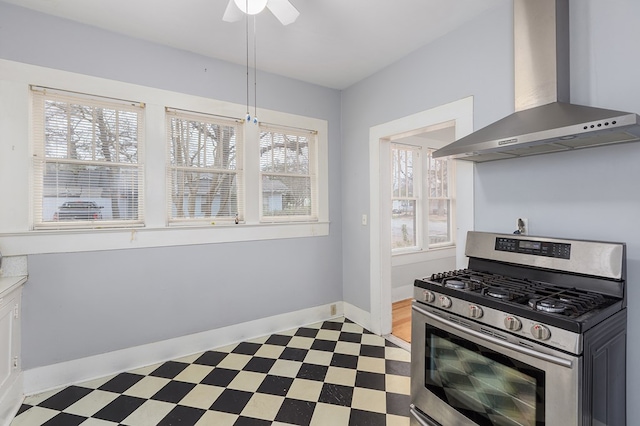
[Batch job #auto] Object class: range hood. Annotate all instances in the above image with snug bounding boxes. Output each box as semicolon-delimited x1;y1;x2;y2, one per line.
434;0;640;162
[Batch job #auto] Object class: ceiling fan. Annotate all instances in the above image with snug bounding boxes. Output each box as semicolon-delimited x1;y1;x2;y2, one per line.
223;0;300;25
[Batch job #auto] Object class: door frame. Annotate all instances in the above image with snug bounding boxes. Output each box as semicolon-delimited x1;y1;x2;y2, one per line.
368;96;475;335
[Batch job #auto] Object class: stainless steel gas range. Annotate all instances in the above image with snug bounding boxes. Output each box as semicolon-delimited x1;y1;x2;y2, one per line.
410;231;627;426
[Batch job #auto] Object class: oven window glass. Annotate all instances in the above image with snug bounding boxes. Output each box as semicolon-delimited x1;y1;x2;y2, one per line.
425;325;545;426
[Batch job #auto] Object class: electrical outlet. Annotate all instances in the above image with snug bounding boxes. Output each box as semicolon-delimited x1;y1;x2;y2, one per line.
517;218;529;235
361;214;368;226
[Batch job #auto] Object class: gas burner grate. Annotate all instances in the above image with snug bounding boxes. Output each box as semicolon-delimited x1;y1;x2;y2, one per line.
483;287;511;299
431;270;500;291
443;279;467;290
528;297;570;314
428;268;614;317
524;287;610;317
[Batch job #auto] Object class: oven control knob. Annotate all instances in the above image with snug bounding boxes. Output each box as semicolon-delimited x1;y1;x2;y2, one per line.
530;324;551;340
439;296;452;309
504;316;522;331
423;290;436;303
468;305;483;318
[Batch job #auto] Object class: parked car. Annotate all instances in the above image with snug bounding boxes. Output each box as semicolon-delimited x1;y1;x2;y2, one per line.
53;201;103;221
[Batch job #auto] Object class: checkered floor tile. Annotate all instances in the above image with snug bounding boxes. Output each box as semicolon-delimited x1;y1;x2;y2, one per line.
11;317;411;425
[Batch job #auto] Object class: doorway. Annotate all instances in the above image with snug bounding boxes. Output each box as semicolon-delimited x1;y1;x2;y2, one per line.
391;298;412;343
368;97;475;342
387;123;458;344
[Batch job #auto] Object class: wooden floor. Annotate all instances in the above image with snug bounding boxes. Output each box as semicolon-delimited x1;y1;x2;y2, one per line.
392;298;412;343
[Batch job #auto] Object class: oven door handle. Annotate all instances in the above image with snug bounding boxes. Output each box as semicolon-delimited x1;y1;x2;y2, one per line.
412;304;574;368
409;405;440;426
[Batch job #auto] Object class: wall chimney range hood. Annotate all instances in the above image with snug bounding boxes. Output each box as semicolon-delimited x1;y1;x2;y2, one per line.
433;0;640;162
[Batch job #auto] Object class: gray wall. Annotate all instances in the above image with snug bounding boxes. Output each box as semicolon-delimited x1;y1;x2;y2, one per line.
340;3;513;311
392;257;455;301
26;238;339;366
342;0;640;420
475;0;640;419
0;1;343;369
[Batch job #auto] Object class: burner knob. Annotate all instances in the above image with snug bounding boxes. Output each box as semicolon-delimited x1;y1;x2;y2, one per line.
439;296;452;309
504;316;522;331
468;305;483;319
530;324;551;341
423;290;435;303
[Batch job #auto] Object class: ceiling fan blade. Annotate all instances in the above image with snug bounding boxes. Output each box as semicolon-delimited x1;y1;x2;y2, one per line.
266;0;299;25
222;0;244;22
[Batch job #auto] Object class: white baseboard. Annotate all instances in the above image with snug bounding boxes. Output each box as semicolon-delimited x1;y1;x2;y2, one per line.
392;284;414;302
343;302;371;332
24;301;345;396
0;373;23;426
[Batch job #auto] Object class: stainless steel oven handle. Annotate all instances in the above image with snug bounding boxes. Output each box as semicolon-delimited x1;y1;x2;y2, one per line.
412;304;573;368
409;405;439;426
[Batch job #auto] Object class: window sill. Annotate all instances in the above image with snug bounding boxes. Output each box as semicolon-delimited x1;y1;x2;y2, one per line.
0;221;330;255
391;245;456;267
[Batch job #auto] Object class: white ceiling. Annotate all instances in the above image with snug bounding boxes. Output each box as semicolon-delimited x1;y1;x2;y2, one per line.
5;0;506;90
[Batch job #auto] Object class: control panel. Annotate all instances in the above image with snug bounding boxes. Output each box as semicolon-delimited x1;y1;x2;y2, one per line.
495;237;571;259
412;286;582;354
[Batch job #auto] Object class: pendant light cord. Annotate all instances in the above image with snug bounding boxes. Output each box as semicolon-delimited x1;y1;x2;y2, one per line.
245;0;250;119
243;0;258;123
253;16;258;120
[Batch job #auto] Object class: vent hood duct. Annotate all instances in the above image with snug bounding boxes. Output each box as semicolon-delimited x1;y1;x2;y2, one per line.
433;0;640;162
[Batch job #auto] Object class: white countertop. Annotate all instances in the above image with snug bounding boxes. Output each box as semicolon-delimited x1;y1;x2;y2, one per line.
0;255;28;296
0;275;27;298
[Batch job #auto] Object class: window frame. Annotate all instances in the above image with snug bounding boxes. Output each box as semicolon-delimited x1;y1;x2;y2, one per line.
390;143;422;253
426;148;455;248
166;108;244;226
31;86;145;230
0;59;329;256
390;142;456;257
258;123;318;223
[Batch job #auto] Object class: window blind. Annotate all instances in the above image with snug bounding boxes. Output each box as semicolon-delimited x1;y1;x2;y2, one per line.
426;149;453;247
259;123;317;221
166;108;244;224
31;87;145;229
391;143;420;250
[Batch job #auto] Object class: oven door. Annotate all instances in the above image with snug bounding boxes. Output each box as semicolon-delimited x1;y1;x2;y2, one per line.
411;302;582;426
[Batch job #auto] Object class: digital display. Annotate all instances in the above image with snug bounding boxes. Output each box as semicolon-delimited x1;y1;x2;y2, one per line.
495;237;571;259
519;241;541;250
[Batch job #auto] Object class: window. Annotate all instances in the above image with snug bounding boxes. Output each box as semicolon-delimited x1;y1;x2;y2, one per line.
426;149;453;246
391;144;419;250
166;109;243;224
31;87;145;229
259;124;317;221
7;60;329;252
391;144;454;252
